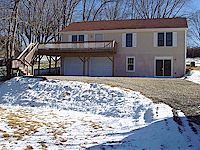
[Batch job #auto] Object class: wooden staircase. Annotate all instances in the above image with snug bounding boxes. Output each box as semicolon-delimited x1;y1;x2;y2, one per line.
12;43;38;76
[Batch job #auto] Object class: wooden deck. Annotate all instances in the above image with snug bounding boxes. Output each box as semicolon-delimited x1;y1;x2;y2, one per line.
37;41;117;57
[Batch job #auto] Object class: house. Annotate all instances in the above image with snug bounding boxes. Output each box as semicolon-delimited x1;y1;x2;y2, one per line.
38;18;188;77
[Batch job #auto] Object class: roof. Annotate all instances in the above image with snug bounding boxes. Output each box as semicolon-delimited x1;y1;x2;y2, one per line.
61;18;188;32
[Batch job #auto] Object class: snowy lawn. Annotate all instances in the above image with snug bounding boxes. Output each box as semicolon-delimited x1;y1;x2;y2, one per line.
0;77;200;150
186;57;200;66
185;70;200;85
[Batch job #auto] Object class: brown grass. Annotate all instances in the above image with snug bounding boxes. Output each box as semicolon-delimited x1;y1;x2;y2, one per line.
186;66;200;71
24;145;33;150
6;112;43;140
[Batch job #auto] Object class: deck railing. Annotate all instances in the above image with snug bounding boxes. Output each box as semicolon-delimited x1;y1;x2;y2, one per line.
38;41;116;51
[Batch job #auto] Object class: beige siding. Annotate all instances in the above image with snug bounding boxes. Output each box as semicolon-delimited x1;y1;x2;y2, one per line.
61;29;186;77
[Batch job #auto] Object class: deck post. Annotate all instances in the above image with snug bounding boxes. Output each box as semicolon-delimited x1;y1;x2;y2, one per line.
31;59;34;75
112;55;115;77
38;55;41;75
55;56;57;74
83;57;86;76
49;56;52;73
87;57;90;76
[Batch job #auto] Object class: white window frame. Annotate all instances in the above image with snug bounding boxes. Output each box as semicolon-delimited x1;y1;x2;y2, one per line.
154;56;173;77
126;56;135;72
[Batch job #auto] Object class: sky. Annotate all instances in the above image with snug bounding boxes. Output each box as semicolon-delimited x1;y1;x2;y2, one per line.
189;0;200;11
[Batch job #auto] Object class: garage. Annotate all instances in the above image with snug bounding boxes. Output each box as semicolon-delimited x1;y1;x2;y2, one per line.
89;57;112;77
64;57;83;76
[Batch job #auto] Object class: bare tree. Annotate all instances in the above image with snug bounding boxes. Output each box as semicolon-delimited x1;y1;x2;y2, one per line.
79;0;112;21
131;0;190;19
100;0;131;20
188;10;200;47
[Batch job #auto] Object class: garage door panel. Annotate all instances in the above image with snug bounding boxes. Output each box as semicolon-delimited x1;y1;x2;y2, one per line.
64;57;83;76
89;57;112;77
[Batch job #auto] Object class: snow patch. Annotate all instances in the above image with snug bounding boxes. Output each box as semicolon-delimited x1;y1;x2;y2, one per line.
186;57;200;66
185;70;200;84
0;77;199;149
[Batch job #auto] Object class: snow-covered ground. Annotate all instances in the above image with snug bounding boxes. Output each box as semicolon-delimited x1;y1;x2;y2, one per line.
185;70;200;85
186;57;200;66
0;77;199;149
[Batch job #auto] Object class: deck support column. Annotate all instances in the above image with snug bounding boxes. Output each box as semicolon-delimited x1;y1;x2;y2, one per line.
83;57;86;76
112;55;115;77
31;59;34;75
38;55;42;75
55;56;57;74
86;57;90;76
48;56;52;73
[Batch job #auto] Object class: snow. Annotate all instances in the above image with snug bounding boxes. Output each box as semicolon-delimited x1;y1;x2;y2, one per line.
186;57;200;66
0;77;199;149
185;70;200;84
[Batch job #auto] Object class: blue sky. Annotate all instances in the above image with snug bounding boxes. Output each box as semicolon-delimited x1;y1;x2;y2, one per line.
190;0;200;11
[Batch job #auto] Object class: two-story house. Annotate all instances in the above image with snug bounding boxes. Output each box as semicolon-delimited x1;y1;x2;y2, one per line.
38;18;187;77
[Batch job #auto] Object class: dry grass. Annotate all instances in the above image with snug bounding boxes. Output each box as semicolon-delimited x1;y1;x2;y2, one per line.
4;112;43;140
186;66;200;71
24;145;33;150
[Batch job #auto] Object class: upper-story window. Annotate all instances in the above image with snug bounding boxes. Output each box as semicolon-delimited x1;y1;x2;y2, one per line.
158;32;164;46
156;32;176;47
126;33;133;47
166;32;173;46
122;33;137;47
72;35;85;42
72;35;77;42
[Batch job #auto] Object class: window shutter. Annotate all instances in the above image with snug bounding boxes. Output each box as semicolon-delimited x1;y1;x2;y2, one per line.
132;33;137;47
154;32;158;47
173;32;177;47
122;33;126;47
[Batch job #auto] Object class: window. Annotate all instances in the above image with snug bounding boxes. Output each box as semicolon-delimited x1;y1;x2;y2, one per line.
157;32;173;47
126;33;133;47
158;32;164;46
72;35;84;42
72;35;78;42
79;35;84;42
166;32;173;46
126;57;135;72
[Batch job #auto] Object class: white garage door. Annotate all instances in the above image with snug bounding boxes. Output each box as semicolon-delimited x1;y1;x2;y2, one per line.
64;57;83;76
89;57;112;77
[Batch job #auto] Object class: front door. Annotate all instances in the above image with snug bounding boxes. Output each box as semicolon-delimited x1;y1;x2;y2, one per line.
156;59;172;77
